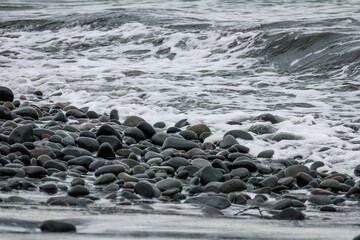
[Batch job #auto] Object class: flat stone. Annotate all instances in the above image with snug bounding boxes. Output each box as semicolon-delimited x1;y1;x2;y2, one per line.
248;124;276;135
272;132;301;142
163;157;191;169
0;106;12;120
68;185;89;197
320;179;341;191
259;176;278;188
23;166;47;178
196;166;223;185
219;135;238;149
231;160;257;172
13;107;39;119
8;124;34;144
156;178;182;191
68;156;95;169
185;196;231;209
43;160;67;171
275;207;305;220
272;199;292;210
257;149;274;158
39;220;76;232
66;109;87;118
95;164;125;177
94;173;117;185
77;137;100;152
254;113;282;124
284;165;310;177
39;182;58;194
224;130;253;140
162;137;199;151
308;195;332;205
230;168;249;179
219;179;247;193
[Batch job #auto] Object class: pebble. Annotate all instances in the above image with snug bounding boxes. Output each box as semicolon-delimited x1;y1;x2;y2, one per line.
224;129;253;140
97;142;116;159
0;86;14;102
39;220;76;232
68;185;90;197
184;195;231;209
196;166;223;185
284;165;310;177
219;179;247;193
162;137;199;151
8;124;34;144
308;195;332;205
275;207;305;220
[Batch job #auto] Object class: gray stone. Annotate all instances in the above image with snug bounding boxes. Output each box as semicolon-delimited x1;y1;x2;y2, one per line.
310;161;325;171
68;185;89;197
97;135;122;151
320;179;341;191
257;149;274;158
53;111;68;122
191;158;211;168
39;182;58;194
296;172;313;187
230;168;249;179
95;164;125;177
254;113;282;124
137;121;156;139
259;176;278;188
68;156;95;168
96;124;122;140
272;199;292;210
185;196;231;209
23;166;47;178
124;127;146;142
284;165;310;177
123;115;146;127
0;86;14;102
77;137;99;152
66;109;87;118
248;124;276;135
219;179;247;193
13;107;39;119
272;132;301;142
162;137;199;151
151;132;170;146
187;124;211;138
156;178;182;191
134;181;159;198
219;135;238;149
8;124;34;144
39;220;76;232
163;157;191;169
224;130;253;140
308;195;332;205
0;106;12;120
196;166;223;185
94;173;117;185
275;207;305;220
97;142;116;160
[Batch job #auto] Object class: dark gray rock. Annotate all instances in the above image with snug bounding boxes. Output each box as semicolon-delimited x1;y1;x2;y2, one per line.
94;173;117;185
185;196;231;209
13;107;39;119
53;111;68;122
68;185;89;197
137;121;156;139
124;127;146;142
39;220;76;232
123;115;146;127
96;124;122;140
110;109;119;120
254;113;282;124
162;137;199;151
97;135;122;151
231;160;257;172
8;124;34;144
196;166;223;185
248;124;276;135
308;195;332;205
272;132;301;142
77;137;99;152
219;179;247;193
259;176;278;188
0;86;14;102
187;124;211;138
68;156;95;168
310;161;325;171
39;182;58;194
354;165;360;176
43;160;67;171
320;179;341;191
296;172;313;187
174;119;189;128
47;196;78;206
230;168;249;178
151;132;170;146
0;167;18;177
97;142;116;160
219;135;238;149
66;109;87;118
284;165;310;177
272;199;292;210
95;164;125;176
0;106;12;120
23;166;47;178
275;207;305;220
257;149;274;158
163;157;190;169
134;181;159;198
224;130;253;140
156;178;182;191
179;130;198;140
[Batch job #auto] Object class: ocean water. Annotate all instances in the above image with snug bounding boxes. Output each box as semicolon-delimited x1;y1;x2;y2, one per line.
1;0;360;175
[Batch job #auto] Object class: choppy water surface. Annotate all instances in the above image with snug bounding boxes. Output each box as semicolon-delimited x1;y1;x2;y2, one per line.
1;1;360;175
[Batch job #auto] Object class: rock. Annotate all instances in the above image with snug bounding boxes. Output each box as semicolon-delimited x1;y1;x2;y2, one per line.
94;173;117;185
134;181;159;198
68;156;94;168
95;164;125;176
110;109;119;120
185;196;231;209
272;132;301;142
308;195;332;205
187;124;211;137
179;130;198;140
259;176;278;188
0;86;14;102
174;119;189;128
23;166;47;178
97;135;122;151
53;111;68;122
162;137;199;151
61;136;75;146
231;160;257;172
66;109;87;118
0;167;18;177
275;207;305;220
8;124;34;144
201;207;224;217
257;149;274;158
39;220;76;232
272;199;292;210
284;165;310;178
196;166;223;185
0;106;12;120
68;185;89;197
230;168;249;179
156;178;182;191
39;182;58;194
151;132;170;146
47;196;78;206
124;127;146;142
320;206;337;212
123;115;146;127
354;165;360;176
13;106;39;119
296;172;313;187
219;179;247;193
137;121;156;139
310;161;325;171
77;137;99;152
43;160;67;171
224;130;253;140
97;142;116;160
96;124;122;140
219;135;238;149
248;124;276;135
320;179;341;191
254;113;282;124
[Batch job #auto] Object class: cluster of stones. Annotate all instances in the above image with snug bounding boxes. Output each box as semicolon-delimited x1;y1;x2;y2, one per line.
0;86;359;232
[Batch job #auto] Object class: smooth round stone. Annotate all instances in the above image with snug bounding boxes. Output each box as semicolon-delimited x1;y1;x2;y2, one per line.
43;160;67;171
259;176;278;188
68;156;95;168
201;206;224;217
94;173;117;185
308;195;332;205
163;157;191;169
256;164;273;174
156;178;182;191
121;191;140;200
231;160;257;172
47;196;78;206
60;136;75;146
95;165;125;177
224;130;253;140
0;106;12;120
124;127;146;142
66;109;87;118
151;132;170;146
257;149;274;158
310;161;325;171
230;168;249;179
0;86;14;102
13;107;39;119
162;137;199;151
320;206;337;212
134;181;159;198
219;135;238;149
184;195;231;210
123;115;146;127
174;119;189;128
109;109;119;120
178;130;197;141
68;185;89;197
121;159;141;168
8;124;34;144
39;182;58;194
219;179;247;193
40;220;76;232
254;113;281;124
191;159;211;168
275;207;305;220
320;179;341;191
296;172;313;187
212;159;230;173
284;165;310;177
71;178;85;186
96;124;122;140
23;166;47;178
272;132;300;142
103;182;120;192
272;199;292;210
97;135;122;151
53;111;68;122
77;137;99;152
118;172;139;182
137;121;156;139
97;142;116;160
248;124;276;135
196;166;223;185
278;177;294;186
187;124;211;138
